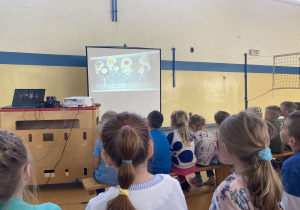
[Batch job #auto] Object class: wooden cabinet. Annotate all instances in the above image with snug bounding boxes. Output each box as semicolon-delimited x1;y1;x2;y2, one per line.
0;107;99;185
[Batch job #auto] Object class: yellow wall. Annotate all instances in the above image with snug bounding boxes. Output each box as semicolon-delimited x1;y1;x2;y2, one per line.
0;64;87;106
2;62;300;127
1;0;300;127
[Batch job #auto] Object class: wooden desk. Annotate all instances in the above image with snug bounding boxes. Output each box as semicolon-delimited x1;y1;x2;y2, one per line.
0;107;99;185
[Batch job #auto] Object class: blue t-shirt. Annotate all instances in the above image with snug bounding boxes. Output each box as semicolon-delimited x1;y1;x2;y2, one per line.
93;139;118;185
282;150;300;198
148;130;172;174
0;198;60;210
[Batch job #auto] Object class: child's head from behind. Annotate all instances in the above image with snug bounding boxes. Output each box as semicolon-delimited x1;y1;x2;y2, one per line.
170;110;188;128
101;112;151;210
280;111;300;149
280;101;297;117
101;111;117;124
247;106;262;118
220;111;282;209
147;110;163;129
264;106;281;121
171;110;190;145
0;130;33;202
294;102;300;110
214;111;230;127
188;113;205;132
99;111;117;135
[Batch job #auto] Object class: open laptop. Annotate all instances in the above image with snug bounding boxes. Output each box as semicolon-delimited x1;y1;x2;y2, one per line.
2;89;45;109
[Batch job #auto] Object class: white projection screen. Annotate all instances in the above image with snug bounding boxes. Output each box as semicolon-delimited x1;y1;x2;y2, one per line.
86;47;161;118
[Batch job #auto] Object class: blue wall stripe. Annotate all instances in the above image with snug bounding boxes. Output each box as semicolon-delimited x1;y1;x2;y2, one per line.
0;51;87;67
0;51;295;74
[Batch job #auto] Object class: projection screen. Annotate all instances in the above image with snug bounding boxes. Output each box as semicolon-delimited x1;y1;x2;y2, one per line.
86;46;161;118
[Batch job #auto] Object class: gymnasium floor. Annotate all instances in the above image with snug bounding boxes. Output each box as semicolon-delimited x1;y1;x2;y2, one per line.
31;172;213;210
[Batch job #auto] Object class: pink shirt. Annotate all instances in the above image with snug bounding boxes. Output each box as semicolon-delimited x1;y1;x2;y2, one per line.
214;130;233;165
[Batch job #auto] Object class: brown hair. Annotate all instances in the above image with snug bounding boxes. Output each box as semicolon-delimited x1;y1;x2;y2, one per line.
281;101;297;113
265;106;281;121
214;111;230;125
101;112;149;210
286;111;300;142
171;110;190;146
294;102;300;111
220;111;282;209
0;130;37;207
188;113;206;131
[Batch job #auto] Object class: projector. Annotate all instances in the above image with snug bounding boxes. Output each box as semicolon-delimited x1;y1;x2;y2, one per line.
62;97;94;107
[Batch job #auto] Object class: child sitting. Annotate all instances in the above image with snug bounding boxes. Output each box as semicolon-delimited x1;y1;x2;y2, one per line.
146;110;172;174
280;101;297;151
264;106;285;154
188;114;218;187
167;110;196;191
294;102;300;110
280;111;300;209
86;112;187;210
210;111;282;210
93;111;118;194
0;130;60;210
247;106;262;118
280;101;297;119
214;111;233;166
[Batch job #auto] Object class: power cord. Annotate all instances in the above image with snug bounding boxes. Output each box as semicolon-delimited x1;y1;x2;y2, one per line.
35;107;71;162
40;108;80;188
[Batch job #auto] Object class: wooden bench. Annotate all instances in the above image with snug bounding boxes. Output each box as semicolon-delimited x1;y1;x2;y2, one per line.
82;165;231;196
272;150;294;159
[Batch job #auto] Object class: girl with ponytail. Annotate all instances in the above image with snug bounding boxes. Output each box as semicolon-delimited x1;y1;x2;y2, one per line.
86;112;187;210
167;110;196;191
210;111;282;210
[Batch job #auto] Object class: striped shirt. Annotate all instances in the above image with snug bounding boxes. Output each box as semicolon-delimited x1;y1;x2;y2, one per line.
86;174;187;210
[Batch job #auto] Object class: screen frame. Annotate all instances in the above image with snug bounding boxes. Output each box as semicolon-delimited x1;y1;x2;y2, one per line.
85;46;161;113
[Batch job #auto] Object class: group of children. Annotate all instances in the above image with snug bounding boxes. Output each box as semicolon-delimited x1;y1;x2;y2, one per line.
1;100;300;209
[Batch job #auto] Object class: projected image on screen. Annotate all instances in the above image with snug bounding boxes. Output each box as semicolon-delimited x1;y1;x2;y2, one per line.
89;51;159;92
86;47;161;118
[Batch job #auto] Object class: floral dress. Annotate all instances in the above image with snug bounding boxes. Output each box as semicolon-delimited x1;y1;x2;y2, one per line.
210;173;258;210
193;130;217;165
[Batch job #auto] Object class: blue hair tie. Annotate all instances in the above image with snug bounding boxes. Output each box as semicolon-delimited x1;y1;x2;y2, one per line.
122;160;132;163
258;147;272;161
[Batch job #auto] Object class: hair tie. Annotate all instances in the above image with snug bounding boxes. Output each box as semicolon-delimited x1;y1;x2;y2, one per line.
258;147;272;161
121;125;132;129
122;160;132;163
119;188;129;196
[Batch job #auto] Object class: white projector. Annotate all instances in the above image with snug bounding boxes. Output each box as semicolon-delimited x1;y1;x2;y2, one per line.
62;97;94;108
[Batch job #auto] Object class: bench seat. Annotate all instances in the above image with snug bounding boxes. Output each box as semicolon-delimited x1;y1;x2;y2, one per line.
82;165;231;196
272;150;294;159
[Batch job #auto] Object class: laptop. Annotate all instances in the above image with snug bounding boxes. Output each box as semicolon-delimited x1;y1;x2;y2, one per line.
2;89;45;109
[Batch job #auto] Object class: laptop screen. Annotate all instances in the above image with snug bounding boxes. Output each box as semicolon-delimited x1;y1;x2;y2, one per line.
12;89;45;106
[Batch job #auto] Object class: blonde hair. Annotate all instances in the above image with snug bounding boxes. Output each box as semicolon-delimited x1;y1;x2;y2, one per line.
0;130;37;207
220;111;282;209
248;106;262;118
171;110;190;146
